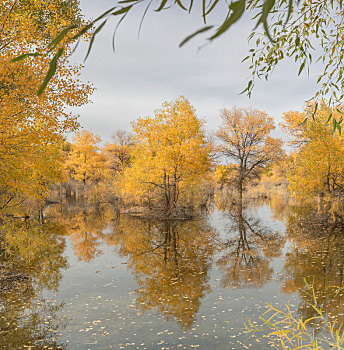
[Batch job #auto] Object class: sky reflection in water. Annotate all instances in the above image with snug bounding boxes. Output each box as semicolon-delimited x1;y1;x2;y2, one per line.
1;197;344;349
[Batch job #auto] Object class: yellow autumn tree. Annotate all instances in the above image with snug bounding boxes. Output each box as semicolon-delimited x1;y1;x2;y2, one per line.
0;0;93;211
214;164;239;189
282;103;344;198
217;107;284;202
122;96;212;217
103;130;133;175
64;130;106;186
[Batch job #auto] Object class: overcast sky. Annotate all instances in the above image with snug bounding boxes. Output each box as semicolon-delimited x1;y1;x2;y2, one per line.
71;0;320;142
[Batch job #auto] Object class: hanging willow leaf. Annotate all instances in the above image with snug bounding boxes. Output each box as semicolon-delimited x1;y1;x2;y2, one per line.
155;0;168;11
137;1;152;39
119;0;140;3
94;6;118;22
261;0;275;24
254;0;276;42
37;48;64;96
179;25;214;47
331;118;337;136
298;60;305;76
189;0;194;13
112;5;133;15
112;13;128;52
337;123;342;135
209;0;245;40
202;0;206;23
175;0;187;11
311;102;318;120
71;22;93;41
325;113;332;124
285;0;293;24
48;24;78;50
11;52;42;62
205;0;220;16
84;20;108;61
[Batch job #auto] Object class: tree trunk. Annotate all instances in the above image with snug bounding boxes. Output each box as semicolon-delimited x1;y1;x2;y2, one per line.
238;176;243;210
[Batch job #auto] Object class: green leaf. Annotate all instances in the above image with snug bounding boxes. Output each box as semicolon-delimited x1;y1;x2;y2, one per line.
112;5;133;15
71;5;117;41
254;0;276;42
112;13;128;52
263;20;275;42
11;52;42;62
300;117;308;125
209;0;245;40
84;20;107;61
285;0;293;24
205;0;220;16
179;25;214;47
94;6;118;21
189;0;194;12
312;102;318;120
155;0;168;11
261;0;275;24
331;118;337;136
298;61;305;76
71;22;94;41
325;113;332;124
137;1;152;39
239;80;253;95
48;24;78;50
175;0;187;11
37;48;64;96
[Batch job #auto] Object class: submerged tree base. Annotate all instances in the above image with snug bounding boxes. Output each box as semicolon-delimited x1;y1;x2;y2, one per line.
120;206;196;220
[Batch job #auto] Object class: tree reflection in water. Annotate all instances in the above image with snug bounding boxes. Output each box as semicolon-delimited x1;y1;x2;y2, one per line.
46;203;217;331
45;201;116;262
282;204;344;325
0;219;68;349
26;197;344;340
112;216;216;331
216;203;285;288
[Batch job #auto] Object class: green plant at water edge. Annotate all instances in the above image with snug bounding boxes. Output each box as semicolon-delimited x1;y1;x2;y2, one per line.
244;281;344;349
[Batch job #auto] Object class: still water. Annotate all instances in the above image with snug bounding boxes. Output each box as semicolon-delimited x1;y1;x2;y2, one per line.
1;197;344;349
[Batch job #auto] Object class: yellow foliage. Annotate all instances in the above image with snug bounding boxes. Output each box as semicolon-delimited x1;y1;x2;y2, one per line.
214;164;239;186
282;103;344;198
217;107;284;198
64;130;107;185
103;130;133;176
0;0;93;205
122;96;213;215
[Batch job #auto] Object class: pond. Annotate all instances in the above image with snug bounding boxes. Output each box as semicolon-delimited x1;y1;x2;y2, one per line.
1;197;344;349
